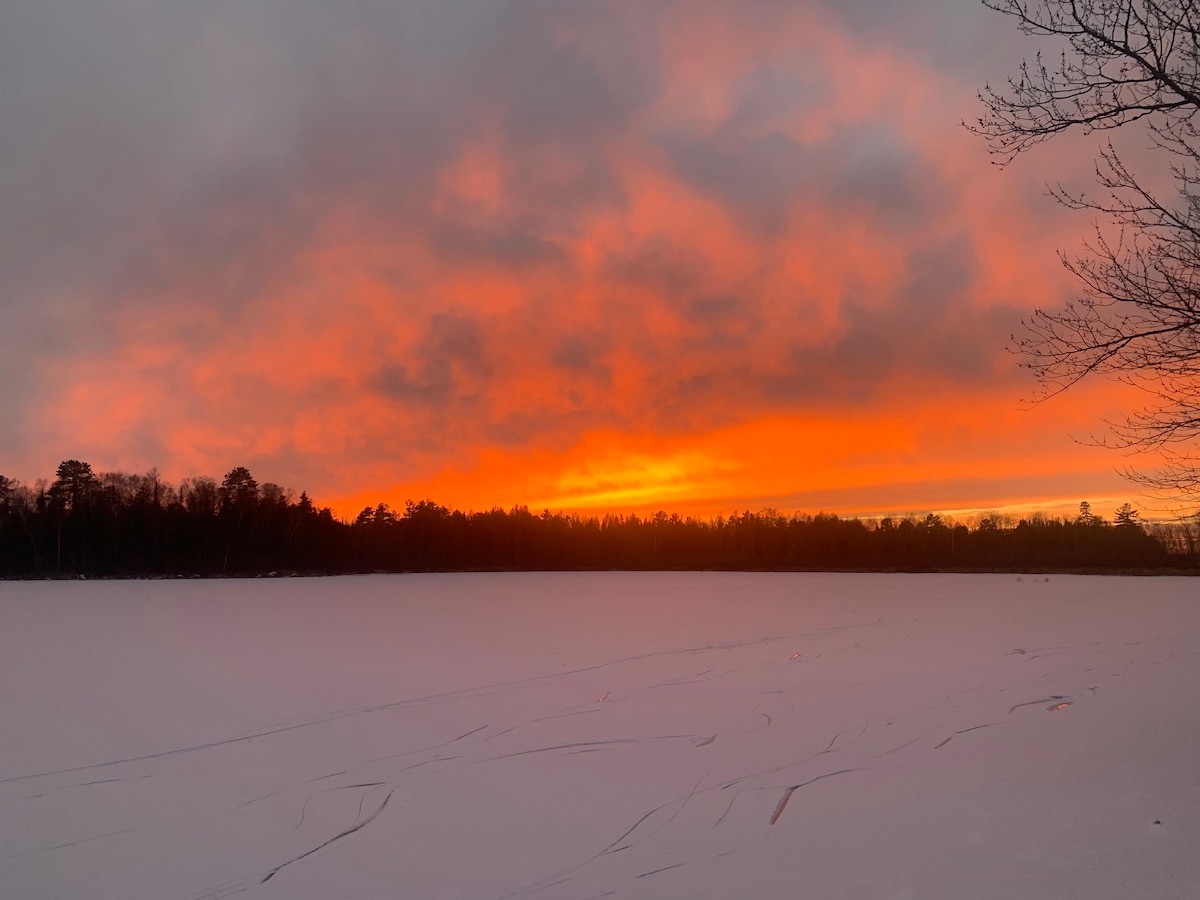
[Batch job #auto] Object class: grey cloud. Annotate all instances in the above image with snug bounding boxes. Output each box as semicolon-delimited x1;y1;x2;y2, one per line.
689;295;745;320
661;120;943;234
551;333;611;379
661;128;809;233
0;0;1046;490
828;234;1019;385
430;224;567;268
726;64;834;132
497;8;661;144
823;0;1027;77
0;0;662;443
602;239;710;296
640;234;1021;423
682;295;764;352
373;312;491;408
828;124;943;230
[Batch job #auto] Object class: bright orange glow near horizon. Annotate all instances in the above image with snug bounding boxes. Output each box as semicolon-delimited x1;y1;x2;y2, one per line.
327;379;1155;523
2;1;1182;522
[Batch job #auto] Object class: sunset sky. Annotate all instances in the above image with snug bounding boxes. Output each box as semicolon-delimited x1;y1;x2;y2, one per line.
0;0;1161;520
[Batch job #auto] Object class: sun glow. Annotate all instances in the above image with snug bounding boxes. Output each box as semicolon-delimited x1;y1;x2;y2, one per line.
532;451;741;510
9;1;1166;524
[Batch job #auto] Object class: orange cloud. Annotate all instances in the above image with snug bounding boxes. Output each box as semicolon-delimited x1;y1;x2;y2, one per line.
8;1;1163;522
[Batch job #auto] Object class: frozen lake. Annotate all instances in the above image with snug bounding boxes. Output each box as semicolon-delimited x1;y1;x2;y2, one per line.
2;572;1198;898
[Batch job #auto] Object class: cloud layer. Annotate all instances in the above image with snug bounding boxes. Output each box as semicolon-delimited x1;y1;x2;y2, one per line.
0;0;1141;516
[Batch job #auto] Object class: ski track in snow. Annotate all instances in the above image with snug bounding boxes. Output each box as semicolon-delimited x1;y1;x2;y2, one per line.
2;572;1198;899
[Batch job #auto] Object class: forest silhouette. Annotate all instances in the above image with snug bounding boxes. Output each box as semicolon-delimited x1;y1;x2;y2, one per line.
0;461;1193;577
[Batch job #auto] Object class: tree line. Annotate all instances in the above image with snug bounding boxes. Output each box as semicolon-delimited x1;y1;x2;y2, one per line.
0;460;1194;577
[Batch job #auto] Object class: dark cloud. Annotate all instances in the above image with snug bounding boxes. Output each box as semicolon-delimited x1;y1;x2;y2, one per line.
430;224;567;269
635;234;1021;424
829;233;1019;385
0;0;659;441
825;0;1028;77
660;119;943;234
726;63;835;131
681;295;764;353
0;0;1076;510
661;129;808;233
497;7;661;144
373;312;491;408
551;333;611;379
827;123;944;230
602;240;710;296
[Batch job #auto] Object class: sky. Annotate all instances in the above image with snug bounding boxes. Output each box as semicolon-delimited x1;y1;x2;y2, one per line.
0;0;1162;520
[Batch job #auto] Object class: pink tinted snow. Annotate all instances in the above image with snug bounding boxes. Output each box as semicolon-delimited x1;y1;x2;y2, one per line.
1;572;1198;898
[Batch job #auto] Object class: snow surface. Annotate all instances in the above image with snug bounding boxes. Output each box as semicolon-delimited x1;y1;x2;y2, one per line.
1;572;1198;899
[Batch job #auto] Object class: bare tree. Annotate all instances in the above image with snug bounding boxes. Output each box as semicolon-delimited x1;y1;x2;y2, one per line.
971;1;1200;505
182;477;219;519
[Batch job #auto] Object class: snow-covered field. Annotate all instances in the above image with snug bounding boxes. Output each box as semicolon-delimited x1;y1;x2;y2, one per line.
2;572;1198;899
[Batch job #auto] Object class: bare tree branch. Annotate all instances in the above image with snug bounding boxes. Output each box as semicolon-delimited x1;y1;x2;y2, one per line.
975;1;1200;507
